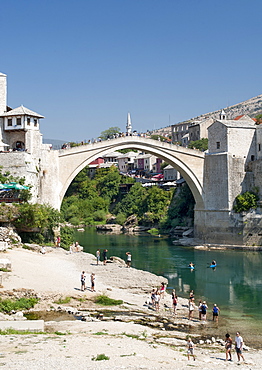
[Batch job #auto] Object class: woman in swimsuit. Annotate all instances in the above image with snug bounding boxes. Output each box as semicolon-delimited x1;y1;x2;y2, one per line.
225;333;232;361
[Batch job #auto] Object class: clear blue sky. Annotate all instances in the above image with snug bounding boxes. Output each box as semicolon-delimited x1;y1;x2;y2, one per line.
1;0;262;141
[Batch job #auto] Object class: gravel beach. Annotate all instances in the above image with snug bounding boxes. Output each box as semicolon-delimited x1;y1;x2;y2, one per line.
0;246;261;369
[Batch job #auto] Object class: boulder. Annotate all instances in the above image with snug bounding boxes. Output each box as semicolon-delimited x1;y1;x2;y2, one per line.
0;258;11;269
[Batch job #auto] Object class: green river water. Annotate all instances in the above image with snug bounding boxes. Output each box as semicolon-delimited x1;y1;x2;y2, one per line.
75;227;262;348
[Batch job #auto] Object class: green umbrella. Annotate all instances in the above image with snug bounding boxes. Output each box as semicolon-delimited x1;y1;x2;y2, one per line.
1;183;29;190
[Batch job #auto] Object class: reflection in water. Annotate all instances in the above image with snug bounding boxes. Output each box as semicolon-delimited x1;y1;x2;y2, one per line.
75;227;262;347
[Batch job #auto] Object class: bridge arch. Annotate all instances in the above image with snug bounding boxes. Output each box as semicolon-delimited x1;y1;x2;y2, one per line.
58;137;205;209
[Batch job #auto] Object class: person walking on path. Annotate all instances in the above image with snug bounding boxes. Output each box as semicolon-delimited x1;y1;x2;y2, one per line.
201;301;208;321
225;333;233;361
96;249;100;265
80;271;86;291
235;332;245;362
212;303;220;322
188;298;195;320
103;249;108;265
126;252;132;267
187;338;196;361
90;273;95;292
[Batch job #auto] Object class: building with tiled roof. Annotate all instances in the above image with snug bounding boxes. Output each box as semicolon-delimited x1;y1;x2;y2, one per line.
0;73;45;153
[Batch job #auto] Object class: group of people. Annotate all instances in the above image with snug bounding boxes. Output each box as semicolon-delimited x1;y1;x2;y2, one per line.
95;249;132;267
187;332;246;363
80;271;95;292
187;290;220;322
150;282;166;312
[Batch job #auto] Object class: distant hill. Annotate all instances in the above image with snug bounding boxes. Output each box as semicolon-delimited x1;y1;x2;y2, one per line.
152;93;262;135
43;138;66;150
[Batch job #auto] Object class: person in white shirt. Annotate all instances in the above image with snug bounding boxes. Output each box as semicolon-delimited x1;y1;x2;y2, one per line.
235;332;245;362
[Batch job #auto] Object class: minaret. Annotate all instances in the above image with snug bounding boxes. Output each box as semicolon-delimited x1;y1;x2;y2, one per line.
126;112;132;134
0;73;7;115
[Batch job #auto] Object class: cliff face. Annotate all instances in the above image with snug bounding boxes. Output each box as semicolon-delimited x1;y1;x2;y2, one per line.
152;93;262;135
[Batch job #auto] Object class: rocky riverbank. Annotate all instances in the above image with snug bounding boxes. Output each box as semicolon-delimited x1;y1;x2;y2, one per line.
0;246;261;369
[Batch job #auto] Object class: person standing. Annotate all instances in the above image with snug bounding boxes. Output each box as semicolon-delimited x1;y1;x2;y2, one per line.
103;249;108;265
212;303;220;322
198;300;202;320
188;298;195;320
90;273;95;292
154;290;160;312
201;301;208;321
172;292;178;315
187;337;196;361
80;271;86;291
126;252;132;267
96;249;100;265
225;333;233;361
235;332;245;362
160;282;166;298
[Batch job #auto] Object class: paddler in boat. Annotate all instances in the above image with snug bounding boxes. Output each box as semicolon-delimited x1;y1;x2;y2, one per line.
188;262;195;268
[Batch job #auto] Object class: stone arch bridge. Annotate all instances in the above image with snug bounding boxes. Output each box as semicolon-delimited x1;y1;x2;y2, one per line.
54;136;205;210
2;135;248;244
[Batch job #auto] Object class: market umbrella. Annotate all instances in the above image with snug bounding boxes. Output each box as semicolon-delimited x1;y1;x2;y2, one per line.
1;182;29;190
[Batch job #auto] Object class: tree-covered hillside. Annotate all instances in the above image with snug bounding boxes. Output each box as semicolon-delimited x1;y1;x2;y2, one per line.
61;166;195;231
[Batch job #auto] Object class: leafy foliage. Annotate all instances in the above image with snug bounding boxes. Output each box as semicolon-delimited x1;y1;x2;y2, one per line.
60;226;74;250
233;191;259;213
99;126;121;140
162;184;195;228
0;297;39;313
95;294;123;306
188;138;208;151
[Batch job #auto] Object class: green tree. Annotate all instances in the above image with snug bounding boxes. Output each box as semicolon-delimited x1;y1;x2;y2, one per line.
164;184;195;228
113;182;146;217
99;126;121;140
233;191;258;213
188;138;208;151
140;186;172;223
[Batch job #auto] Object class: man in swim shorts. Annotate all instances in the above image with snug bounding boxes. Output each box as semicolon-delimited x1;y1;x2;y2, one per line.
235;332;245;362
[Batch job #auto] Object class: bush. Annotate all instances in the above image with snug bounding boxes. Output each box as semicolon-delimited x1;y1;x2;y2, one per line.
95;294;123;306
233;191;259;213
60;226;74;250
93;210;106;222
0;297;39;313
115;213;126;225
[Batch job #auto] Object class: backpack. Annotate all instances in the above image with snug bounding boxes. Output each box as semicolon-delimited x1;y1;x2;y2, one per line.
201;304;206;314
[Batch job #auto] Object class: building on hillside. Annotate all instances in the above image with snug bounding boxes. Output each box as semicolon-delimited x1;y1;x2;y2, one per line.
171;121;190;145
163;165;180;181
117;151;137;173
133;153;157;173
188;117;214;143
103;151;119;165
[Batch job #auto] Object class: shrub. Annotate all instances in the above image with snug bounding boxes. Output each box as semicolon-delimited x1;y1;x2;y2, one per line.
94;294;123;306
0;297;39;313
92;353;110;361
233;191;259;213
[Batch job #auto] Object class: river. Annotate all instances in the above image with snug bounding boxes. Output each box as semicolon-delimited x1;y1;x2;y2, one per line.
75;227;262;348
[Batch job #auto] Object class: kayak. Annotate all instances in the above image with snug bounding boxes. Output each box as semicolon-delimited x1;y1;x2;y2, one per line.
188;266;195;270
209;264;217;268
